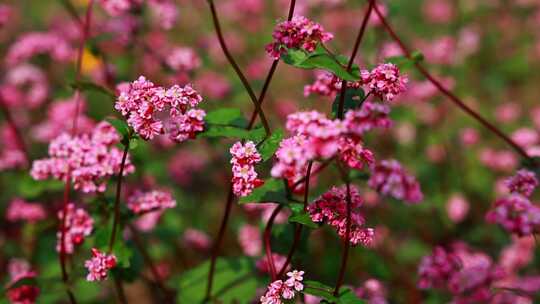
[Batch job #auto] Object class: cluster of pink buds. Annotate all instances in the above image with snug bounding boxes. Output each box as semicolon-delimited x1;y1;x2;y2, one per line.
127;189;176;214
56;204;94;254
84;248;117;282
303;71;361;98
1;63;49;109
6;198;46;223
308;185;374;246
417;246;461;289
485;194;540;236
266;15;334;59
6;259;40;304
271;135;312;190
115;76;205;141
260;270;305;304
505;169;538;197
368;159;424;204
230;141;263;197
344;101;393;135
99;0;139;16
31;121;135;193
360;63;408;102
5;32;73;66
166;46;202;73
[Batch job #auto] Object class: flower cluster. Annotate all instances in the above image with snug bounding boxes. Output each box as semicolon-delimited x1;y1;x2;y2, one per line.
417;246;461;289
6;32;73;66
368;159;423;204
6;198;46;223
115;76;205;141
99;0;137;16
6;259;39;304
30;121;135;193
303;71;361;97
505;169;538;197
238;224;262;256
1;63;48;109
344;101;393;135
166;46;201;73
127;189;176;214
271;135;312;190
308;185;374;246
85;248;117;282
361;63;408;102
260;270;305;304
266;15;333;59
230;141;263;197
355;279;388;304
56;204;94;254
0;124;27;171
485;194;540;236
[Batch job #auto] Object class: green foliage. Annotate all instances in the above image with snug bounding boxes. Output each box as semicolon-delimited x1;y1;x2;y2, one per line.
386;51;424;71
177;257;260;303
205;108;248;128
257;128;284;161
70;81;116;101
303;281;366;303
282;48;360;81
17;175;64;199
238;178;289;204
331;88;365;118
288;210;318;229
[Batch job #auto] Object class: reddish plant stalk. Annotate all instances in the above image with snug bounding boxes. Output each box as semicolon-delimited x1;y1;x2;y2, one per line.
205;187;235;300
206;0;271;136
58;2;95;303
333;181;352;296
371;1;532;161
337;0;374;119
108;144;130;252
264;204;284;281
0;96;29;164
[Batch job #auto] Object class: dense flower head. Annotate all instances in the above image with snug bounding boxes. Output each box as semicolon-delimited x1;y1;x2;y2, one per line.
344;101;393;135
85;248;117;282
361;63;408;102
368;159;423;204
148;0;178;30
2;64;48;109
238;224;262;256
355;279;388;304
266;15;333;59
337;136;375;170
505;169;538;197
6;198;46;223
230;141;263;197
115;76;205;141
417;246;461;289
6;259;39;304
271;135;312;188
127;189;176;214
6;32;73;66
56;203;94;254
30;121;135;193
303;71;361;98
260;270;304;304
308;185;374;246
485;194;540;236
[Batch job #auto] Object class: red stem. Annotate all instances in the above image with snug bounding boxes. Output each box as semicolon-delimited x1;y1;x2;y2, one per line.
264;204;284;281
108;144;130;252
371;1;532;161
333;181;352;296
337;0;374;119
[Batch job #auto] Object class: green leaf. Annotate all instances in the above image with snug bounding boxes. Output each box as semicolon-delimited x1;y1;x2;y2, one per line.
239;178;288;204
177;257;260;303
386;51;423;71
257;129;284;161
337;288;366;304
200;126;265;140
205;108;248;128
282;48;360;81
70;81;116;100
92;225;132;268
303;280;338;302
18;175;64;199
288;211;318;229
105;117;130;140
331;88;365;118
348;170;370;181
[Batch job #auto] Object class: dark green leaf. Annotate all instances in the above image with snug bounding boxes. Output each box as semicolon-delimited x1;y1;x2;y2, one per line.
239;178;288;204
288;211;318;229
205;108;248;128
105;117;130;140
200;126;265;140
337;288;366;304
177;257;260;303
331;88;365;118
257;129;284;161
303;280;338;302
282;48;360;81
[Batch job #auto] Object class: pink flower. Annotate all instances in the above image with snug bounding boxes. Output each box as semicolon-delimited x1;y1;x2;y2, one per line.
446;194;469;223
99;0;136;16
2;64;48;109
337;136;375;170
271;135;312;189
115;76;205;141
308;185;374;246
31;121;135;193
6;259;39;304
505;169;538;197
0;124;27;171
56;204;94;254
361;63;408;102
260;270;304;303
127;190;176;214
6;198;46;223
417;246;461;289
148;0;178;30
486;194;540;236
230;141;264;197
344;101;393;135
166;47;201;73
303;71;361;98
368;159;423;204
355;279;388;304
238;224;262;256
422;0;455;24
85;248;117;282
266;15;333;59
183;228;211;251
6;32;73;66
511;128;539;149
460;128;479;146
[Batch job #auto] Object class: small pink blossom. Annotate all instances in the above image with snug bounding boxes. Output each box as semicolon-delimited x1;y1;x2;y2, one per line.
230;141;264;197
85;248;117;282
166;47;201;73
56;204;94;254
361;63;408;102
238;224;262;256
6;259;39;304
127;190;176;214
446;193;469;223
6;198;46;223
486;194;540;236
260;270;304;304
368;159;423;204
183;228;211;251
505;169;538;197
6;32;73;66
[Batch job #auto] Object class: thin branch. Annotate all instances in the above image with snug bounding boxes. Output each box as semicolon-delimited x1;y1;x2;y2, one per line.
263;204;284;281
333;181;352;296
371;0;532;161
109;144;130;252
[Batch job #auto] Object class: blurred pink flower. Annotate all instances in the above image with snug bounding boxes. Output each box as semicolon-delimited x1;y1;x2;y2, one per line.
446;193;469;223
6;198;46;223
422;0;455;24
85;248;117;282
183;228;211;251
238;224;262;257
